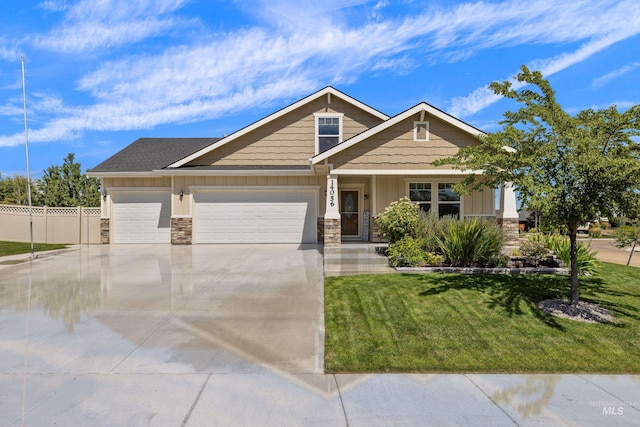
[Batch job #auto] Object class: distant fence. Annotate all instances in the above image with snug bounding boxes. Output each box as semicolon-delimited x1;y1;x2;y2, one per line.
0;204;101;244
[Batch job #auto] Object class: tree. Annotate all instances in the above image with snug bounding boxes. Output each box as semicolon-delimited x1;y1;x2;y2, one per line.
0;173;40;206
437;66;640;307
38;153;100;207
613;221;640;266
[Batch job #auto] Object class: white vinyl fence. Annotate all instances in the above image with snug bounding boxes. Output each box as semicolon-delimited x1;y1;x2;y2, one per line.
0;204;101;244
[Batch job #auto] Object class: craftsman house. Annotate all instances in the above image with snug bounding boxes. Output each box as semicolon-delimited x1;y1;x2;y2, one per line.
88;87;519;246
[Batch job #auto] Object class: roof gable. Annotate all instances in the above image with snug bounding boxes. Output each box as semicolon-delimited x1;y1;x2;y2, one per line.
169;87;389;168
311;102;484;164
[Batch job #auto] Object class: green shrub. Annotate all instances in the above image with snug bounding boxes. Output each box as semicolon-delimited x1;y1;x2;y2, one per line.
375;197;420;243
546;236;600;276
487;253;510;268
387;237;427;267
423;252;445;266
414;212;453;253
438;218;505;267
519;235;549;266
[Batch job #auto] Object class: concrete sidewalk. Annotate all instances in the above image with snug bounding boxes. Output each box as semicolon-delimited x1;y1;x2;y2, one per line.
583;238;640;268
1;245;639;426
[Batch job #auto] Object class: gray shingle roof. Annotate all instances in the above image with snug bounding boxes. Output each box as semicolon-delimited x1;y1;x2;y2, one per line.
89;138;220;173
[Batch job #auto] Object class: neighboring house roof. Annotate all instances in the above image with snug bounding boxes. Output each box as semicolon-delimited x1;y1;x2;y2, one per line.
311;102;485;164
519;210;533;221
168;86;390;168
89;138;220;174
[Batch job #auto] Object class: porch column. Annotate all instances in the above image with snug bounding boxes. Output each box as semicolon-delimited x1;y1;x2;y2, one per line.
498;181;519;248
324;175;341;247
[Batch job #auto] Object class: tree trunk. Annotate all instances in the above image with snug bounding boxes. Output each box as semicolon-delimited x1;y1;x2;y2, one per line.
569;223;579;307
629;240;637;266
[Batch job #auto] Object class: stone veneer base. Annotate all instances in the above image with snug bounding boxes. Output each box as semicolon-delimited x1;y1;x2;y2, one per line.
498;217;520;247
100;218;109;244
324;218;341;247
171;217;192;245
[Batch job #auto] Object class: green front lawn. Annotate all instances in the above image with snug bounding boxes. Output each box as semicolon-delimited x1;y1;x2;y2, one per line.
325;263;640;373
0;241;68;257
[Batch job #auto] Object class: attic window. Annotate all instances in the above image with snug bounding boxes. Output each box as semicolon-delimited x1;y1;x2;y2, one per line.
414;121;429;141
315;113;343;153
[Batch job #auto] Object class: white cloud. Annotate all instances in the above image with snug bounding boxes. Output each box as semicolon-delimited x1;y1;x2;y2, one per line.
593;62;640;88
3;0;640;146
448;28;640;117
38;1;69;12
33;0;189;53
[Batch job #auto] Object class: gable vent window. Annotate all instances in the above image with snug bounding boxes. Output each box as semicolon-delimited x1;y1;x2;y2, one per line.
316;115;342;153
414;121;429;141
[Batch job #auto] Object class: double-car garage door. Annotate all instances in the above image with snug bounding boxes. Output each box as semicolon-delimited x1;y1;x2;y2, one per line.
111;188;318;244
194;190;317;243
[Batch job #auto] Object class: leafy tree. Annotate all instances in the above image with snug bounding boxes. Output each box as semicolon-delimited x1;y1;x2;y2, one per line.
436;66;640;307
613;222;640;266
0;173;40;206
38;153;100;207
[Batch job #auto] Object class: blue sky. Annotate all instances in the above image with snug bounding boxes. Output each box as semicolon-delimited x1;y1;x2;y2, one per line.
1;0;639;177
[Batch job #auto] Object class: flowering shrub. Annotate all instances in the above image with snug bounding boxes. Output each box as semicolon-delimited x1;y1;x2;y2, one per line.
375;197;420;243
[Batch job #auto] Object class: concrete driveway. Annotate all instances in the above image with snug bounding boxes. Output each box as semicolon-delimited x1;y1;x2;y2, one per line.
1;245;639;426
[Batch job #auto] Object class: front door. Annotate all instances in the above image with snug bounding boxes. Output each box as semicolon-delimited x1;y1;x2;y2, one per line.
340;190;359;237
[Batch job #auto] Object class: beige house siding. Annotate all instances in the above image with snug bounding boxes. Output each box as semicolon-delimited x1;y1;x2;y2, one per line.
186;96;384;167
103;177;171;188
330;113;480;171
372;175;494;217
173;175;326;217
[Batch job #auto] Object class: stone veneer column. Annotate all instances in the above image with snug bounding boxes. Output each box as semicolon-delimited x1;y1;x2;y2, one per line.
171;217;192;244
498;181;520;249
100;218;110;244
324;175;341;247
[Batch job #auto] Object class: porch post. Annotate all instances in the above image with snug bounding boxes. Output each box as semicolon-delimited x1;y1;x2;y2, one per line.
498;181;519;249
324;175;341;247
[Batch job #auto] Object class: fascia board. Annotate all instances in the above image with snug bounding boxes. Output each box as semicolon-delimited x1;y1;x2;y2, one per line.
152;167;315;176
330;169;484;175
86;171;158;178
169;87;389;168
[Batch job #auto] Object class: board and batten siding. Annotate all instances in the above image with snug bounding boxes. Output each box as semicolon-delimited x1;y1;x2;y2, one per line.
373;175;494;217
330;113;481;171
103;177;171;188
172;175;326;217
185;96;384;167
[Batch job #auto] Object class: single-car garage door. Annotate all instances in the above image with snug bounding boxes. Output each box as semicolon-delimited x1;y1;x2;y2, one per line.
112;191;171;243
194;189;317;243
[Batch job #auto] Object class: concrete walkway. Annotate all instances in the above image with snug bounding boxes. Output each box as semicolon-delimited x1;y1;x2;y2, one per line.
0;245;638;426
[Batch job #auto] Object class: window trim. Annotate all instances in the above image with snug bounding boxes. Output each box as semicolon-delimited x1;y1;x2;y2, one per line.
408;182;432;213
413;121;429;141
315;113;344;154
405;179;464;219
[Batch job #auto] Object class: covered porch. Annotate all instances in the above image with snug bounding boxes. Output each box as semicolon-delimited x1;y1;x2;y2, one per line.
321;173;518;247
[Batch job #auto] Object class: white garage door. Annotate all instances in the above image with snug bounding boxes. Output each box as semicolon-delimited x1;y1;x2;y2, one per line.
194;190;317;243
112;191;171;243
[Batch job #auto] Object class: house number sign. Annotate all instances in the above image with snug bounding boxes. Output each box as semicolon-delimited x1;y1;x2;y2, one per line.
329;179;336;207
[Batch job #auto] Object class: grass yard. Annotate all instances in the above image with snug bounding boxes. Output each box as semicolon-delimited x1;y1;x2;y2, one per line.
0;241;68;257
325;262;640;373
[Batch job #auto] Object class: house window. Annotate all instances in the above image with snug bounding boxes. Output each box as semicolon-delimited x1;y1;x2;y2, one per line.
409;182;431;213
316;115;342;153
414;121;429;141
438;183;460;219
